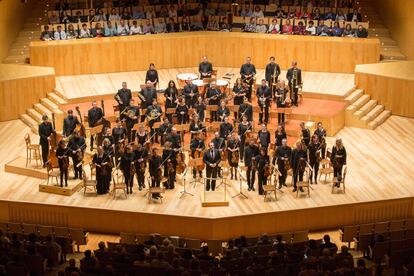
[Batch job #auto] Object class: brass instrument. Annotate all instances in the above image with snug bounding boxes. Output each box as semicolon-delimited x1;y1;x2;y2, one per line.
146;108;161;121
115;94;123;105
137;91;146;103
271;64;279;86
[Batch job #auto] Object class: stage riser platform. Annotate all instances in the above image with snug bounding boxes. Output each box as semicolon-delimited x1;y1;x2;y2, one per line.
1;198;412;240
5;157;47;179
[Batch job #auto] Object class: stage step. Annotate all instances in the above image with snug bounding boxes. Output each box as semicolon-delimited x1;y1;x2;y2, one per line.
344;89;364;105
40;98;59;111
33;103;52;117
353;99;377;119
352;94;370;110
27;108;43;123
361;105;385;124
368;110;392;130
20;114;39;134
47;92;68;106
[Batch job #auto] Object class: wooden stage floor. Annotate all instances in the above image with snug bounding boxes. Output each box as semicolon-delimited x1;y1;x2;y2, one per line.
1;116;414;238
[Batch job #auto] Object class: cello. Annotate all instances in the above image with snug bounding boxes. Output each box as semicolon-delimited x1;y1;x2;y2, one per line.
194;132;206;172
48;113;63;168
75;106;87;138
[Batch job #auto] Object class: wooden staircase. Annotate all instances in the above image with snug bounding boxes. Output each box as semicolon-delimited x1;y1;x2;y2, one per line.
344;88;391;130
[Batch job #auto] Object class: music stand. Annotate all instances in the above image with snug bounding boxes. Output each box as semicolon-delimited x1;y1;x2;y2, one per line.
166;108;176;114
188;158;204;189
216;160;231;189
233;166;248;199
201;176;229;207
206;105;219;112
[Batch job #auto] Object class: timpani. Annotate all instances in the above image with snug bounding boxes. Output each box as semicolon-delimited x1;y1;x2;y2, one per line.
176;73;198;88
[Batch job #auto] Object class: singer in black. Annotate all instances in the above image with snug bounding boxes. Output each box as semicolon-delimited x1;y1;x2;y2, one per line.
203;142;221;191
68;130;86;180
199;56;213;79
256;147;270;195
87;101;104;151
183;79;199;108
244;139;260;191
286;61;302;107
291;141;308;192
56;140;69;187
331;138;347;188
145;63;159;87
134;143;148;191
39;115;56;167
115;82;132;114
219;117;233;139
308;134;321;184
256;79;272;124
240;56;256;101
300;122;311;147
276;138;291;189
62;109;81;137
149;147;163;199
265;56;281;99
120;145;135;194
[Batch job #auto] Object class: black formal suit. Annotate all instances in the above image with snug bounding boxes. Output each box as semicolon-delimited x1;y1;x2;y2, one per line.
244;144;260;189
183;83;199;108
291;148;308;189
286;67;302;105
38;122;55;165
240;63;256;100
256;85;272;123
145;69;159;86
265;62;281;97
146;105;162;143
203;149;221;191
199;61;213;79
87;107;103;150
115;88;132;112
62;115;80;137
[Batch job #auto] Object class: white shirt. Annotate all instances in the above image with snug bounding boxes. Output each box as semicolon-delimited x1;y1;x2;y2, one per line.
268;24;280;33
252;10;264;18
79;28;91;38
256;24;267;33
168;10;177;18
54;30;67;40
117;24;129;36
130;25;142;35
306;26;316;35
108;14;120;21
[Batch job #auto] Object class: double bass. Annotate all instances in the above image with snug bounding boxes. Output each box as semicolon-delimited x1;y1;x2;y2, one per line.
48;113;63;168
75;106;87;138
175;150;186;174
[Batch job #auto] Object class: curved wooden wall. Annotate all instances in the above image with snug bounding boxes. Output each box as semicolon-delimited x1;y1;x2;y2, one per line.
29;32;380;76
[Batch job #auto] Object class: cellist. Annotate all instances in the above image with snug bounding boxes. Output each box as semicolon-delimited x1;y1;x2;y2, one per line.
190;132;205;179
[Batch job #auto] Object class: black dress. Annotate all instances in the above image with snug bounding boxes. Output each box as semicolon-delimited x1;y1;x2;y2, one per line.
227;138;240;167
93;153;112;194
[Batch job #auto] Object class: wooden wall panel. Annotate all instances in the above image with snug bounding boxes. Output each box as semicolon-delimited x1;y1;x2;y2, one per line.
30;32;380;76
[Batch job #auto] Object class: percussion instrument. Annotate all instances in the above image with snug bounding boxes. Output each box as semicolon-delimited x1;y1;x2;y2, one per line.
177;73;198;88
216;79;229;93
193;79;206;96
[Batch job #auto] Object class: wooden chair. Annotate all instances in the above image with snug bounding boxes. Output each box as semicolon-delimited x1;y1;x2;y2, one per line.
263;183;277;202
148;186;166;203
69;228;88;252
296;166;311;198
319;149;333;183
24;133;41;167
46;162;59;185
82;170;97;195
183;238;201;249
339;225;359;248
292;230;309;243
112;169;127;199
332;166;347;193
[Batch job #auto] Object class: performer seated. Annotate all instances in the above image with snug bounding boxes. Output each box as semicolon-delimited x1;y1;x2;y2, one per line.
238;97;253;122
256;79;272;124
300;122;311;147
123;99;140;142
62;109;81;138
244;139;260;191
256;147;270;195
68;130;86;180
164;80;178;122
219;116;233;140
308;134;321;184
205;82;221;121
120;144;135;194
257;124;271;151
134;143;148;191
183;78;199;108
265;56;281;99
240;56;256;101
93;146;113;194
175;97;189;124
276;138;292;189
38;114;56;168
146;99;163;143
149;147;163;199
145;63;159;87
331;138;347;187
56;140;69;187
190;114;205;140
217;100;230;122
232;78;246;120
87;101;104;151
227;132;240;180
190;132;206;179
114;82;132;114
314;122;327;159
238;115;252;162
203;142;221;191
162;141;177;189
199;56;213;79
286;61;302;107
194;96;206;122
275;81;288;124
291;140;308;192
157;117;173;146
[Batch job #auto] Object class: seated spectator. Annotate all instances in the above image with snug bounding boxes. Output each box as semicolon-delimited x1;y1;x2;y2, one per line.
354;259;371;275
25;233;41;255
49;11;60;24
79;23;92;38
166;18;178;33
181;248;194;260
43;234;62;260
252;6;264;18
87;9;96;23
143;19;155;34
188;259;202;275
0;230;10;246
324;7;336;20
94;26;105;37
319;26;330;36
356;25;368;38
80;250;97;273
96;241;107;252
342;23;355;37
336;9;346;21
331;21;344;36
146;7;156;20
180;16;192;32
91;23;102;37
258;234;270;245
294;7;302;19
302;7;312;20
243;17;256;33
132;6;145;19
207;16;219;31
320;234;337;254
294;21;305;35
151;252;173;270
104;21;117;37
273;235;285;254
171;258;184;273
191;16;204;31
198;246;214;261
65;259;80;274
219;17;232;32
55;0;69;11
121;7;131;20
335;245;353;268
9;233;24;255
168;5;178;18
61;11;71;24
133;253;149;267
154;18;167;34
281;19;293;34
312;8;322;20
255;18;267;33
240;6;253;17
130;20;142;35
316;21;328;35
158;6;169;18
165;244;180;262
305;20;316;35
71;11;84;23
275;7;285;18
40;25;53;41
108;8;120;22
347;8;362;22
247;256;265;274
117;19;129;36
95;8;107;22
267;19;280;34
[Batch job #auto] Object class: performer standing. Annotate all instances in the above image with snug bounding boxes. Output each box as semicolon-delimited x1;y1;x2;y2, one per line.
265;56;281;99
194;96;206;122
149;147;162;199
300;122;311;147
199;56;213;79
139;82;157;121
205;82;221;121
123;99;140;142
157;118;173;146
145;63;159;87
238;115;251;162
68;130;86;180
112;119;127;162
314;122;327;159
217;100;230;122
276;138;292;189
286;61;302;107
190;133;205;179
39;115;56;167
257;124;271;151
227;132;240;180
244;139;260;191
331;138;347;188
256;147;270;195
134;143;148;191
162;142;177;189
183;78;199;108
308;134;321;184
164;80;178;121
93;147;112;194
175;97;189;124
275;81;288;124
291;140;308;192
256;79;272;124
120;145;135;194
203;142;221;191
115;82;132;114
62;109;81;138
190;114;205;140
87;101;104;151
219;117;233;140
167;127;181;152
56;140;69;187
146;99;163;143
240;56;256;101
238;97;253;122
232;78;246;120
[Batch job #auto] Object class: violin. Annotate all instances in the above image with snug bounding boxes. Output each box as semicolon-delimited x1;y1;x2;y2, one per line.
252;157;257;171
194;146;205;171
231;149;239;164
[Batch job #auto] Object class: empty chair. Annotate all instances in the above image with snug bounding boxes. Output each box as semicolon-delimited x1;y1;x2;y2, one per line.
405;218;414;230
359;223;374;235
389;230;405;241
389;220;405;231
370;241;390;264
256;244;274;256
53;227;69;238
136;234;151;244
69;228;88;251
0;221;8;232
8;222;23;234
24;133;41;167
38;225;54;237
120;232;136;244
339;225;359;248
245;236;258;246
22;224;38;236
355;234;372;257
46;162;60;185
389;239;407;253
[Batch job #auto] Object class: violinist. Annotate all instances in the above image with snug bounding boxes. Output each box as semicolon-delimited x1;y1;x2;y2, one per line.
205;82;221;121
275;125;287;148
102;127;114;146
300;122;311;147
162;141;177;189
134;143;148;191
256;147;270;195
291;140;308;192
38;114;56;167
276;138;291;189
308;134;321;184
331;138;347;188
157;117;173;146
238;97;253;122
166;127;181;152
68;130;86;180
56;140;69;187
203;142;221;191
275;81;288;124
257;124;271;151
87;101;104;151
217;100;230;122
175;96;189;124
112;119;127;162
62;109;81;138
219;116;233;140
190;114;205;140
194;96;206;122
227;132;240;180
183;78;199;108
256;79;272;124
314;122;327;159
136;124;149;148
238;115;251;162
102;137;114;164
120;144;135;194
123;99;140;142
146;99;163;143
232;78;246;120
115;82;132;114
211;132;226;157
149;147;163;199
244;138;260;191
190;132;205;179
164;80;178;122
93;146;113;194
